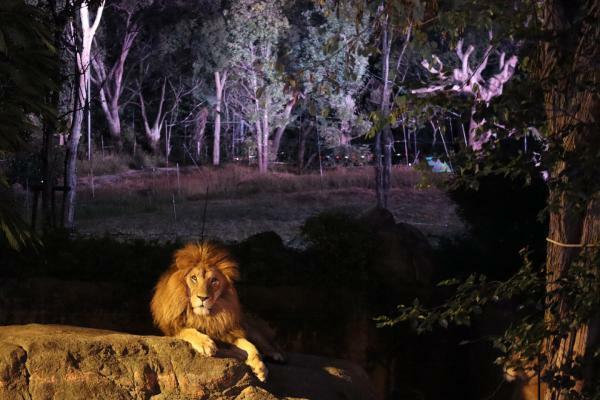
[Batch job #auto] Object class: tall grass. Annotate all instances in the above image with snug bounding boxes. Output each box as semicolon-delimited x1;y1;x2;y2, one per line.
80;164;420;200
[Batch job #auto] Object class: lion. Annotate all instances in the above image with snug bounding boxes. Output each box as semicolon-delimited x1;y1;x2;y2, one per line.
150;242;283;382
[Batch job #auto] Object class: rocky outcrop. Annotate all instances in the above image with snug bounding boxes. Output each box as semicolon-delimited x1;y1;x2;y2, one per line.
359;207;435;286
0;324;376;400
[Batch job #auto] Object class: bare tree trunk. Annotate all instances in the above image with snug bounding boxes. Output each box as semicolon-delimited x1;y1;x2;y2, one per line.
63;1;105;229
92;13;138;151
260;105;270;173
138;77;167;153
375;13;392;209
194;107;209;161
213;70;227;166
538;1;599;398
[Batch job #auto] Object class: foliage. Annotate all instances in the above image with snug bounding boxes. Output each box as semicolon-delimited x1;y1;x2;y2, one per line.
367;0;600;397
226;0;290;125
375;249;600;398
289;0;371;147
0;0;56;249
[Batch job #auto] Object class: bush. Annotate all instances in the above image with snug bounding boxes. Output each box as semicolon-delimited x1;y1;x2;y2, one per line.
300;211;375;286
78;152;131;176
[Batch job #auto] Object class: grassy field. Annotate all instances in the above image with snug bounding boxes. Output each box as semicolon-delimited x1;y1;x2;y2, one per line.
74;164;464;244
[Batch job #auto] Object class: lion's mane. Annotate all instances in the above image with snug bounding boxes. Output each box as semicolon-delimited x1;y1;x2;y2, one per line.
150;242;243;340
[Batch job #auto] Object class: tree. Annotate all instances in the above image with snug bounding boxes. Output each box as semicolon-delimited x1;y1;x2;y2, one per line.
0;0;56;248
136;73;167;153
189;11;230;166
368;1;425;209
534;1;599;398
374;1;600;398
91;0;146;149
288;0;371;168
63;0;105;229
212;69;227;166
411;33;518;150
226;0;291;173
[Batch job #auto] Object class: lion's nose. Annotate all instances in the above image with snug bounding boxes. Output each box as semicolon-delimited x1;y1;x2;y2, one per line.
197;295;209;302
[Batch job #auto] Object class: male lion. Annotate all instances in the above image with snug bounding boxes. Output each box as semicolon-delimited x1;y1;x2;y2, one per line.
150;242;282;382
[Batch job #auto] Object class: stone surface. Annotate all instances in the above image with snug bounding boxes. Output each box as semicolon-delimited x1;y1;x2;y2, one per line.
359;207;435;285
0;324;377;400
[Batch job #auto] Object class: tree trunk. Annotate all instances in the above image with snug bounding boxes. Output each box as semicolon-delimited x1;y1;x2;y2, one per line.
375;13;392;209
260;105;270;173
138;78;166;153
297;123;310;172
194;107;209;161
538;1;599;398
271;93;298;161
213;70;227;166
63;1;105;229
92;20;137;152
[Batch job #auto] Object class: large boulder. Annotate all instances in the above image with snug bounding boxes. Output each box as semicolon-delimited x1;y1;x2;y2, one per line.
0;324;376;400
359;208;435;286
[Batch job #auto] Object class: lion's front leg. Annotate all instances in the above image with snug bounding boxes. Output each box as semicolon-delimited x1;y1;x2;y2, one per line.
232;337;268;382
176;328;217;356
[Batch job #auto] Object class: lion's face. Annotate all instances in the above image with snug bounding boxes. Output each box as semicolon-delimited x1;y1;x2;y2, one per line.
185;266;229;316
151;242;242;337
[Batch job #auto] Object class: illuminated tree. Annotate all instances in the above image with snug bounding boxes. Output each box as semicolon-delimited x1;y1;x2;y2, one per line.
226;0;291;173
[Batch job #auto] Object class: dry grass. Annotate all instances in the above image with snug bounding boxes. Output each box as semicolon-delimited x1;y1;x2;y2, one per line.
79;164;421;198
75;164;463;244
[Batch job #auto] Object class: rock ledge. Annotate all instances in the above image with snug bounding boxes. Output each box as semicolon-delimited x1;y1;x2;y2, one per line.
0;324;376;400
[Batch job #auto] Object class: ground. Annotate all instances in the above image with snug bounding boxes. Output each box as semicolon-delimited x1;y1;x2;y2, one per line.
73;164;464;244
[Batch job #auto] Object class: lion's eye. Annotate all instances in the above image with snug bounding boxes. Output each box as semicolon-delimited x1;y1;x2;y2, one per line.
210;277;219;286
190;275;197;283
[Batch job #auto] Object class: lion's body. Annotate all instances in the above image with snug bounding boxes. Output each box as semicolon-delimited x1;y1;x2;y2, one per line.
150;242;280;382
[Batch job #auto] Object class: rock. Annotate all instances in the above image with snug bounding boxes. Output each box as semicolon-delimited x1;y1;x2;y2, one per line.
358;208;396;230
359;208;435;286
0;324;377;400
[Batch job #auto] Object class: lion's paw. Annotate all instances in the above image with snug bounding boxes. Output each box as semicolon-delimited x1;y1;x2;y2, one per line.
248;355;268;382
253;361;268;382
191;337;217;356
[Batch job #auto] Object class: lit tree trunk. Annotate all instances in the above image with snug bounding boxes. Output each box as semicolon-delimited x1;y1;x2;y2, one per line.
92;16;138;151
138;77;167;153
255;119;263;170
538;1;599;398
63;0;105;229
213;70;227;166
194;107;209;161
257;104;270;173
375;13;392;209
